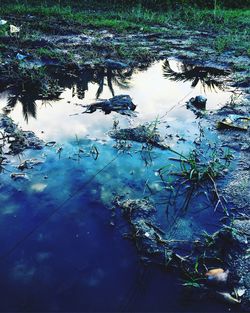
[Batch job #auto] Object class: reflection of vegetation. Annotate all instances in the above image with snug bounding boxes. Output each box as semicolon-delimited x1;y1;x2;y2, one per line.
94;68;132;99
162;60;230;91
6;81;61;123
70;68;132;100
3;67;133;122
7;85;38;123
50;67;133;100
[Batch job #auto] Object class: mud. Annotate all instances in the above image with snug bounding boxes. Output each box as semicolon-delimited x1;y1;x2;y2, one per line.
229;219;250;311
202;101;250;310
0;114;43;155
206;103;250;211
110;125;169;149
115;199;169;262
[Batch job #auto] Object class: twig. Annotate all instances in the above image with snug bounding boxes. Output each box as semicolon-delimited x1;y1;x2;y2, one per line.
208;173;229;216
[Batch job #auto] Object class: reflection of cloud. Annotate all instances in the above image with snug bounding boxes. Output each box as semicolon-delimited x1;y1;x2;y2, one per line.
1;204;19;215
10;260;36;284
125;62;193;121
5;94;119;141
0;193;20;216
36;252;52;262
31;183;47;192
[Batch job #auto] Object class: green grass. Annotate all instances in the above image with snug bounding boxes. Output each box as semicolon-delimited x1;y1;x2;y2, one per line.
1;1;249;10
117;45;154;62
0;24;8;36
36;47;62;59
1;3;249;32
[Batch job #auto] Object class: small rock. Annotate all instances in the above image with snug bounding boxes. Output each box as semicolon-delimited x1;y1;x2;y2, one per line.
236;287;246;297
190;95;207;110
45;141;56;147
18;158;44;170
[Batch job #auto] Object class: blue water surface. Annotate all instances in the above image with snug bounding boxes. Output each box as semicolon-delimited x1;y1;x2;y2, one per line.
0;60;237;312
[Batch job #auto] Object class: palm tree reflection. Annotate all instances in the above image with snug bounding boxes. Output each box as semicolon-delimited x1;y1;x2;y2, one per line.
7;85;38;123
93;67;132;99
6;82;62;123
50;67;132;100
162;59;230;91
4;67;133;123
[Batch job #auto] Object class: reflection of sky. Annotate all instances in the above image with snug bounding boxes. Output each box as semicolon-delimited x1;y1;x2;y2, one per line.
0;140;227;312
0;61;232;142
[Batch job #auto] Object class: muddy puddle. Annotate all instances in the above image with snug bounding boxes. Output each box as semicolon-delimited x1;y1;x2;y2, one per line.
0;59;239;312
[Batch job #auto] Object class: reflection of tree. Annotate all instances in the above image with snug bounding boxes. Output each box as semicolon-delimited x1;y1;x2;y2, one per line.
93;68;133;99
6;82;62;123
72;70;93;99
4;67;134;123
52;67;133;100
7;85;37;123
162;60;229;91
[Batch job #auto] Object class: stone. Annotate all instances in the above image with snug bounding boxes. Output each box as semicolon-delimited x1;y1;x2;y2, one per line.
189;95;207;110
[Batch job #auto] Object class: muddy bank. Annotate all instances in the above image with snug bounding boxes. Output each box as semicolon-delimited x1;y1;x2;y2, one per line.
229;219;250;311
110;124;169;149
0;114;43;156
114;197;249;310
205;102;250;310
207;103;250;210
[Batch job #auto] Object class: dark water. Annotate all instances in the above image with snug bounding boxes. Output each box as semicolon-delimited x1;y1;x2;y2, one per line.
0;59;237;312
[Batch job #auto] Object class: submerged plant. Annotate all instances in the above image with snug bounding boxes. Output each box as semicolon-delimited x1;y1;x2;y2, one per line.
181;275;204;288
156;144;233;216
90;145;99;160
179;148;232;182
159;146;232;183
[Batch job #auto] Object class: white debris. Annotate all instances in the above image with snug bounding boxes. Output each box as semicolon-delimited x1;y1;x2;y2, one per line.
0;19;7;26
10;24;20;34
235;287;246;297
